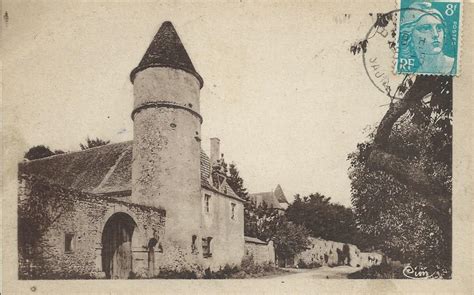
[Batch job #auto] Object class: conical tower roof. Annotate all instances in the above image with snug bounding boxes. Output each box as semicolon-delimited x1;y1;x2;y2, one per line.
130;21;203;88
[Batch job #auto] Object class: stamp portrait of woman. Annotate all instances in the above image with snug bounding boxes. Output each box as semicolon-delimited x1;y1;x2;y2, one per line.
399;2;456;75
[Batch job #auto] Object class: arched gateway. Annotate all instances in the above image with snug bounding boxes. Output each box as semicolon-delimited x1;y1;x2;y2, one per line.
101;213;136;279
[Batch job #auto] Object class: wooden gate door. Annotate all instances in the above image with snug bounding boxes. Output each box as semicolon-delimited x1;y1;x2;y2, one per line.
102;213;135;279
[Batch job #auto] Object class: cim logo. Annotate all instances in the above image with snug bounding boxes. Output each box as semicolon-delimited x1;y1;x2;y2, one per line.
402;264;442;279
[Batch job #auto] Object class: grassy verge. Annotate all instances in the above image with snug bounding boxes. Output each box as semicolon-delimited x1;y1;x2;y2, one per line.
150;256;288;279
347;264;406;279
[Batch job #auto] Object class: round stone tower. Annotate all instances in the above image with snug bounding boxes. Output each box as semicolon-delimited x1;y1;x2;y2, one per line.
130;21;203;267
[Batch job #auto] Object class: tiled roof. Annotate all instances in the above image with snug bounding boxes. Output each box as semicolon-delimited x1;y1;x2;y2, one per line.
200;149;211;187
130;21;203;88
19;141;239;200
249;191;282;209
19;141;132;193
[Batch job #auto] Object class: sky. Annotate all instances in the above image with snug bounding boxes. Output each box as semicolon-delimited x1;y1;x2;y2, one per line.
3;1;397;206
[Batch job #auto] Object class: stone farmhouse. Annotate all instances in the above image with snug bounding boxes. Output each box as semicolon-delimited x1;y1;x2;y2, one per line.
18;21;271;279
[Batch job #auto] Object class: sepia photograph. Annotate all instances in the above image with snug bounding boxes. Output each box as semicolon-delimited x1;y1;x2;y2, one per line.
2;0;473;293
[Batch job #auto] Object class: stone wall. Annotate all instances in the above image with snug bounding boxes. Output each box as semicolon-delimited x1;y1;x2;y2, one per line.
244;238;275;265
293;237;382;268
18;175;166;279
359;252;383;268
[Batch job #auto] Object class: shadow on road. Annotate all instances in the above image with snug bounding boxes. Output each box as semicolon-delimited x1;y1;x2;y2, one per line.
264;266;363;280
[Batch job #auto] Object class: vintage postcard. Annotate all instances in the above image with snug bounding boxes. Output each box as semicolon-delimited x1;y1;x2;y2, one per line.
2;0;473;294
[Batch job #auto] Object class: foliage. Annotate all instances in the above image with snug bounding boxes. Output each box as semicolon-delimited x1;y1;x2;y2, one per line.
350;12;396;56
18;176;75;279
153;259;286;279
347;263;405;279
271;217;311;261
24;136;111;160
24;145;63;160
349;12;452;277
226;163;248;200
79;137;110;150
203;264;240;279
243;200;278;241
233;255;286;279
217;155;229;175
348;109;452;276
297;259;322;269
20;270;98;280
247;204;311;261
155;268;198;279
286;193;359;245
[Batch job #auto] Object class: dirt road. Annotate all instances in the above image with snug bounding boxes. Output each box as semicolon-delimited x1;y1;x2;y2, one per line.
265;266;361;280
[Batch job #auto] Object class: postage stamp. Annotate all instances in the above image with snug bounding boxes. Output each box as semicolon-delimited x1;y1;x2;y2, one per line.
396;0;462;75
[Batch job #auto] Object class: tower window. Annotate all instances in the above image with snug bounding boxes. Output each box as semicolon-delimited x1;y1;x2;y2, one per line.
231;203;236;220
65;233;75;253
204;194;211;213
202;237;212;258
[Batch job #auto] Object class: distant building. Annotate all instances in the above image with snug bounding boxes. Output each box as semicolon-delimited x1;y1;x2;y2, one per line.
249;184;289;211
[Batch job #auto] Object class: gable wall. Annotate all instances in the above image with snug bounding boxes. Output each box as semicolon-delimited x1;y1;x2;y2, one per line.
200;188;245;270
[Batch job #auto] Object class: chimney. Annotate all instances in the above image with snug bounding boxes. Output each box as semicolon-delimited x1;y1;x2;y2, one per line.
210;138;220;166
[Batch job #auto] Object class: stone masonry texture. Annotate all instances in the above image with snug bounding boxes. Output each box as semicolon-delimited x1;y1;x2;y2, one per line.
131;67;203;269
18;175;165;279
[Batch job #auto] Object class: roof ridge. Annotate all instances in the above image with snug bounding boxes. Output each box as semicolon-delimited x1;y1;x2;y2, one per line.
249;191;273;196
20;141;132;164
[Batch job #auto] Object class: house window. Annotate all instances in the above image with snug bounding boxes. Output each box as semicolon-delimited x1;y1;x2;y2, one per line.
65;233;75;253
231;203;236;220
202;237;212;258
191;235;198;254
204;194;211;213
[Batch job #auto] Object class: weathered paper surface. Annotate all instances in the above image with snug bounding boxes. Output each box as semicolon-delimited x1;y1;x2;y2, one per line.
2;0;473;293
